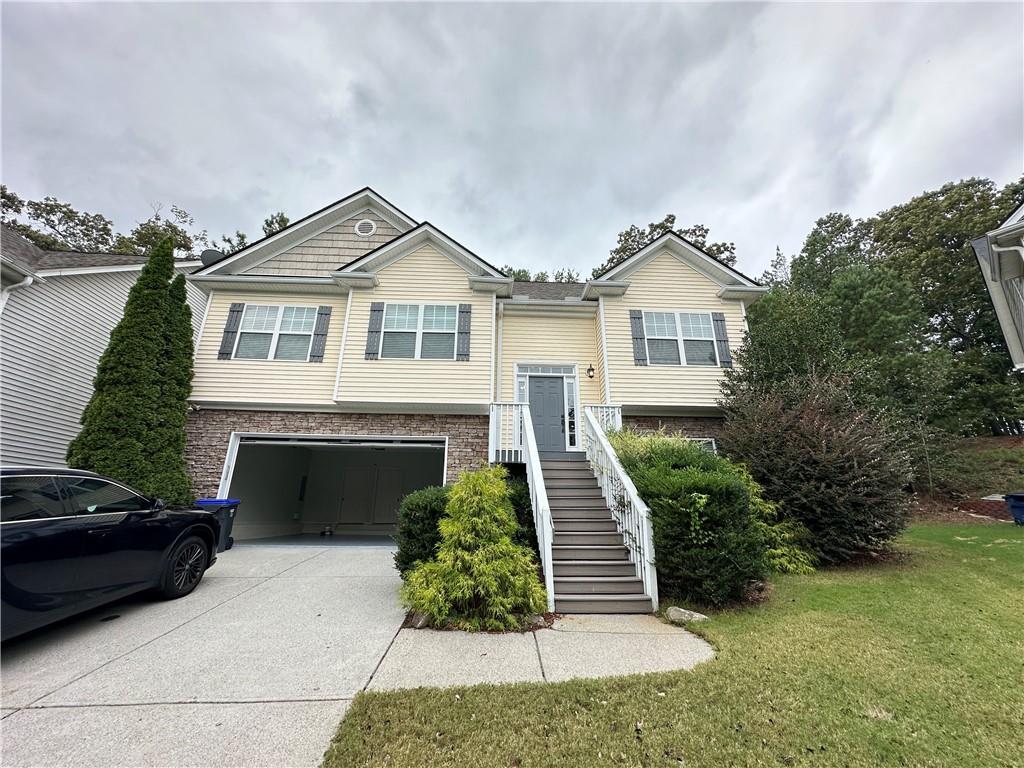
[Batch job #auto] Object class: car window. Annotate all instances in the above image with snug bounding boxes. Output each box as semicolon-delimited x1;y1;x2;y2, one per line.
62;477;151;515
1;475;67;522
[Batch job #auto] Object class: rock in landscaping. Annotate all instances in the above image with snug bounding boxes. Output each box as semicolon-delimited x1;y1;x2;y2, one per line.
526;614;548;630
666;606;708;623
409;612;430;629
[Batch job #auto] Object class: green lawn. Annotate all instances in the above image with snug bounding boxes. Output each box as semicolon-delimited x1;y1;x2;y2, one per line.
324;524;1023;767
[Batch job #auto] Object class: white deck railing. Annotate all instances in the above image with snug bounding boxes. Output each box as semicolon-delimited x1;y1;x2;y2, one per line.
583;407;659;609
585;404;623;433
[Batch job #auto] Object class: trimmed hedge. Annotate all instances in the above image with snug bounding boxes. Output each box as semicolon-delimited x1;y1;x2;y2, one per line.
609;430;777;606
393;486;449;576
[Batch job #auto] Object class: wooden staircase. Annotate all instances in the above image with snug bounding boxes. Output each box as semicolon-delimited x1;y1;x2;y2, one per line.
542;452;654;613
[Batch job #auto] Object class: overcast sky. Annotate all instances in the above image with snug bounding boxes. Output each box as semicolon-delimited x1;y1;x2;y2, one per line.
3;2;1022;277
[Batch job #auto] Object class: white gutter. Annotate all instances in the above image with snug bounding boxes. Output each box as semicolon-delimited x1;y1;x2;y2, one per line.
0;274;35;312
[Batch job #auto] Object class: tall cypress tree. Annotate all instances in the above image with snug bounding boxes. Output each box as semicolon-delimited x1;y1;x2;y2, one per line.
67;239;181;499
149;273;194;504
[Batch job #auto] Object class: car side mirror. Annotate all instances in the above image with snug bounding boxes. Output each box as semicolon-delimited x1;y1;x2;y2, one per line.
152;498;167;512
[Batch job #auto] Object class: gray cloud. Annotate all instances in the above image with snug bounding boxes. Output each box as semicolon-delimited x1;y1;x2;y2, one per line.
3;2;1021;276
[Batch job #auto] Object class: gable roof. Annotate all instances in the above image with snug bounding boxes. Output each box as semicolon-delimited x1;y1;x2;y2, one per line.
336;222;506;278
195;188;418;276
1;225;45;274
594;231;763;288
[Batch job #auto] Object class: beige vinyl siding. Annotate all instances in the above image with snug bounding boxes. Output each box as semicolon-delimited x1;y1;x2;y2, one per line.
499;311;604;406
191;290;346;405
246;212;402;276
595;305;608;402
336;245;492;406
603;249;746;408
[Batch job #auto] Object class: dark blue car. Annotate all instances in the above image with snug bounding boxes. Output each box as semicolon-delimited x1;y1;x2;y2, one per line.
1;467;219;641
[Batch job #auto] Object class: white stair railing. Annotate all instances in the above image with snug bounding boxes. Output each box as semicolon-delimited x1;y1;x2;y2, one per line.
488;402;555;612
582;407;659;610
520;403;556;612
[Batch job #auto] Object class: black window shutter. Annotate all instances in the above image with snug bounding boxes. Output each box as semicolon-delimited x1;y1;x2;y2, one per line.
218;303;245;359
629;310;647;366
308;306;332;363
711;312;732;368
365;302;385;360
456;304;472;361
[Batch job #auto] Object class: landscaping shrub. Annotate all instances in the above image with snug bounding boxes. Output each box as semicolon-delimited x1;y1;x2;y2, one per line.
720;378;913;563
393;485;450;577
402;466;546;630
609;430;775;606
507;476;539;557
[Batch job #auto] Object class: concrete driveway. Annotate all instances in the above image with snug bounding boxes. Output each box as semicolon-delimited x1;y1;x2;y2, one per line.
0;543;405;768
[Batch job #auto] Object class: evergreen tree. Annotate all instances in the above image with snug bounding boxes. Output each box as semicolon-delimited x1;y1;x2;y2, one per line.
67;238;184;499
148;273;194;504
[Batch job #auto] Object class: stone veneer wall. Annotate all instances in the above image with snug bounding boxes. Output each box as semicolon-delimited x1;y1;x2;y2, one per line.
622;415;725;441
185;409;490;498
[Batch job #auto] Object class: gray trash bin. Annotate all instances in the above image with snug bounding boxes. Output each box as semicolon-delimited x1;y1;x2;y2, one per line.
194;498;240;551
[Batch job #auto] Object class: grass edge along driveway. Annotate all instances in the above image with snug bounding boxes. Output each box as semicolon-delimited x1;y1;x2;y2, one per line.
323;523;1024;768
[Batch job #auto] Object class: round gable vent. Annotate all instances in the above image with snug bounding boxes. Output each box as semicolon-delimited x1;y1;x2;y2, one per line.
354;219;377;238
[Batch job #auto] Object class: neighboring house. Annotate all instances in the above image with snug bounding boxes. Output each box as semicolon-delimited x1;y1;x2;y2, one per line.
186;188;766;611
973;202;1024;370
0;226;206;466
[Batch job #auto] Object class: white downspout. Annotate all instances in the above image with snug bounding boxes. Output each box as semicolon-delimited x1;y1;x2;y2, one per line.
495;301;504;402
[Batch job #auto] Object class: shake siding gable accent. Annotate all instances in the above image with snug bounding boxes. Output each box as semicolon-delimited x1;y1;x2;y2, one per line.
308;306;333;363
499;311;605;406
218;303;245;359
336;245;493;406
603;249;746;408
0;267;206;466
191;290;348;406
244;211;403;276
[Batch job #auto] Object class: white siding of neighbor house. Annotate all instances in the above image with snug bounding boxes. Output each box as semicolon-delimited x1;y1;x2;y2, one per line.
0;267;206;467
602;248;747;408
244;212;402;276
191;290;348;406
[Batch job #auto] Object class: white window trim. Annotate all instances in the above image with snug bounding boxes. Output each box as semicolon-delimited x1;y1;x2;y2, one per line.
232;303;318;363
642;309;720;368
378;303;459;361
513;362;582;452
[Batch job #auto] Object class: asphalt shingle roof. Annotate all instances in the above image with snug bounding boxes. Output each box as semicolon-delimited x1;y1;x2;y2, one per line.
0;225;182;270
510;281;587;300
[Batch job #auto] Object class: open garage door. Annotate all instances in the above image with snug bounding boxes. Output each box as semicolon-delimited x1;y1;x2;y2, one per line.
222;435;445;543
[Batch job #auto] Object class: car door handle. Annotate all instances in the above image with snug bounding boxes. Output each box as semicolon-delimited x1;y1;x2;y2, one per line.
86;528;110;537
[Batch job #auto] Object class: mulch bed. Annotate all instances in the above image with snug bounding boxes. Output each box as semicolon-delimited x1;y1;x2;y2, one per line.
912;495;1014;524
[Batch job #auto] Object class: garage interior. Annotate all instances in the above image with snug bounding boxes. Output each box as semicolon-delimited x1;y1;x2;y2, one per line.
224;436;446;543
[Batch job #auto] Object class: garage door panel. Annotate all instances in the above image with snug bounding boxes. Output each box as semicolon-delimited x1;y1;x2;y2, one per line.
373;467;403;525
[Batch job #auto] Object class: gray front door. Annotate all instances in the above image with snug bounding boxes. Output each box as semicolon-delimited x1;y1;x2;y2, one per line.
528;376;565;452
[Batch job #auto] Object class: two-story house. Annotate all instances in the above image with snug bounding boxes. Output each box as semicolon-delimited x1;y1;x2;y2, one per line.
186;188;766;611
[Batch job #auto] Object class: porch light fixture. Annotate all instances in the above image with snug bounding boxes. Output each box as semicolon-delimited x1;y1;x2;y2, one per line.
586;364;595;379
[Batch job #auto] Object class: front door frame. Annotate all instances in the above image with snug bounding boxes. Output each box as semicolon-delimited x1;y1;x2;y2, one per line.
513;362;581;452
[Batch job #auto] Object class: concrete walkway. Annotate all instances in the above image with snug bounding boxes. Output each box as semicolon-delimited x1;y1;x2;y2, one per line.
1;543;713;768
370;614;715;690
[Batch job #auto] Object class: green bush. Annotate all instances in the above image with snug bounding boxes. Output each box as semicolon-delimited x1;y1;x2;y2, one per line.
393;485;450;577
401;466;547;630
720;377;913;563
507;476;539;556
609;430;775;606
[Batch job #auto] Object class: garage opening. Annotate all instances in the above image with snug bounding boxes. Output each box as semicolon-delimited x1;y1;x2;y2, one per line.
222;435;446;544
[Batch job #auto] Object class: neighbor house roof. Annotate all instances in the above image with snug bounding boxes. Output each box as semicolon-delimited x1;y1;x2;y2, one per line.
0;225;45;274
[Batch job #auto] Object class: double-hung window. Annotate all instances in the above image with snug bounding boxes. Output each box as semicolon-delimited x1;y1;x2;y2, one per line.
381;303;457;359
643;311;719;367
234;305;317;361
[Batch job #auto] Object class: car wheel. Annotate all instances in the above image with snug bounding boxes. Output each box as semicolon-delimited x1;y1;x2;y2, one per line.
160;535;209;599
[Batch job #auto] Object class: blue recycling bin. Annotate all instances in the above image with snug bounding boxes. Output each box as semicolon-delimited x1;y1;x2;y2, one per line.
195;499;241;551
1004;493;1024;526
